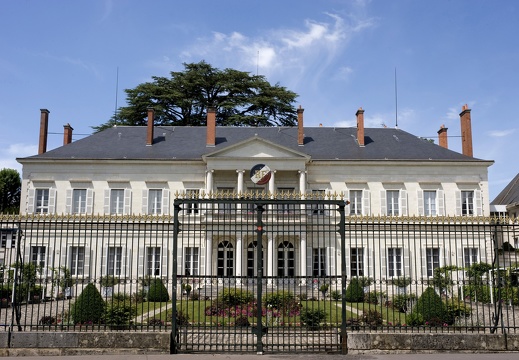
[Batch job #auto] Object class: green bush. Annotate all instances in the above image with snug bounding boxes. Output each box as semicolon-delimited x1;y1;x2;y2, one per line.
300;307;326;330
147;278;170;302
405;312;424;326
264;290;295;308
392;293;416;313
445;296;472;324
362;310;383;329
364;290;384;305
330;290;341;301
217;288;254;306
175;309;189;326
414;287;447;324
102;300;136;326
462;284;491;303
345;277;365;302
71;283;105;324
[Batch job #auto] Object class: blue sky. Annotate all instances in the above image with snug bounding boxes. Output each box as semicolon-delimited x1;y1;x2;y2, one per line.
1;0;517;200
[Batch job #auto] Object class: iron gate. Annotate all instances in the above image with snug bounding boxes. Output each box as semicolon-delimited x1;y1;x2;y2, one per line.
170;196;348;354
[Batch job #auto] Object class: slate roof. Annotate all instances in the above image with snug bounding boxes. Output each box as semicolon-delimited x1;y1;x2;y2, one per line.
491;173;519;205
22;126;487;162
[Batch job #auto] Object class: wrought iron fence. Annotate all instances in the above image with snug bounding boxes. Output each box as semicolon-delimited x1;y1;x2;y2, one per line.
0;197;518;353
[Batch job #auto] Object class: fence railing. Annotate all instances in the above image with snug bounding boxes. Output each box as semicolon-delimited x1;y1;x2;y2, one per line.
1;212;518;339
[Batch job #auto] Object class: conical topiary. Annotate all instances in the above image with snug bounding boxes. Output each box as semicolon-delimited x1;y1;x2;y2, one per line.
71;283;105;324
413;287;447;324
147;278;170;302
345;277;365;302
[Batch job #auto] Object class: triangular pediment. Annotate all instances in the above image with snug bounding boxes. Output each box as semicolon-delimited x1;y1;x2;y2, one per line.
203;136;310;160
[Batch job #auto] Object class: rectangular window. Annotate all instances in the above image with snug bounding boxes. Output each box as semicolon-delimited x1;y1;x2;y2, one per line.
312;248;326;276
426;248;440;277
110;189;125;215
349;190;363;215
464;247;479;268
461;191;474;215
387;248;402;277
350;248;364;277
107;246;123;276
31;246;46;269
146;247;161;276
387;190;400;216
148;189;162;215
185;247;199;276
424;191;437;216
35;189;50;214
1;231;17;248
311;190;325;215
72;189;87;214
70;246;85;276
186;189;199;214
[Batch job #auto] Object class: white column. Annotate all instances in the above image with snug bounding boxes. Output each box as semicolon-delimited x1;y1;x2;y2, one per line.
298;170;307;197
267;236;274;281
236;236;242;279
300;234;307;282
268;170;276;195
205;237;213;280
236;170;245;194
206;170;214;196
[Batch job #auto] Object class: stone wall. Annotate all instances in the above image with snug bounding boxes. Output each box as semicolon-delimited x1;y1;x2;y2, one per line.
0;332;518;356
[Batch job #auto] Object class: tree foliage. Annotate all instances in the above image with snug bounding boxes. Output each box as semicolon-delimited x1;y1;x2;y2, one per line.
0;168;21;214
93;61;298;132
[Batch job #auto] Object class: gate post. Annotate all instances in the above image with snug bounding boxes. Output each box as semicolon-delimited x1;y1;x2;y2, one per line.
255;203;265;354
338;202;348;354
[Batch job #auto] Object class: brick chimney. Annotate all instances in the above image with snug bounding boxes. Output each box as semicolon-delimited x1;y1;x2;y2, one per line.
63;123;73;145
437;124;448;149
356;107;365;147
206;107;216;147
146;108;155;146
38;109;49;154
297;105;304;146
459;104;473;157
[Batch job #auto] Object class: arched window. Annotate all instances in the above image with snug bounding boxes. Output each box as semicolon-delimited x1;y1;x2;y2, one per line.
217;240;234;276
277;241;295;277
247;241;265;277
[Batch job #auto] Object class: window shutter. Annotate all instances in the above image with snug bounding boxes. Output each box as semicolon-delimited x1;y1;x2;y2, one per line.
123;189;132;215
437;190;445;216
66;189;73;214
326;247;336;276
400;190;408;216
162;189;170;216
457;247;464;270
421;248;427;279
86;189;94;214
362;190;371;215
45;246;53;278
380;190;387;215
345;247;351;277
345;200;351;215
123;247;132;278
178;248;184;275
48;188;57;214
27;188;35;213
104;189;110;215
381;248;387;279
474;190;483;216
161;247;168;278
455;190;462;216
403;247;410;278
142;189;149;215
84;247;91;279
306;245;312;277
138;247;145;277
417;190;424;216
101;246;108;276
367;248;374;279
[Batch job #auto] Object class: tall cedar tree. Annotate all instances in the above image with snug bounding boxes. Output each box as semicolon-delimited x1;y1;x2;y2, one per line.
93;61;298;132
0;168;21;214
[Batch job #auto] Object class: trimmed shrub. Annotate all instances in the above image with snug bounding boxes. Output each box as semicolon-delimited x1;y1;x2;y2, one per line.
217;288;254;306
300;307;326;330
362;310;383;329
405;311;424;326
147;279;170;302
414;287;447;323
392;293;416;313
71;283;105;324
235;315;251;327
175;309;189;326
103;300;136;326
445;296;472;324
330;290;341;301
345;277;365;302
264;290;295;308
365;290;384;305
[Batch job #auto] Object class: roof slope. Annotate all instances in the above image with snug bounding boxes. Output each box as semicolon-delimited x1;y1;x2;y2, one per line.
491;173;519;205
22;126;486;162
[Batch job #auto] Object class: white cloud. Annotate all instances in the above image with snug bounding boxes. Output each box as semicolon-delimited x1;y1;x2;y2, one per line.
488;129;515;137
0;143;38;173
